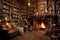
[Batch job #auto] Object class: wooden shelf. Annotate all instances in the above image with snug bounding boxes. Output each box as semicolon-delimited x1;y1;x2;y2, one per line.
2;9;10;13
12;14;19;18
3;0;20;9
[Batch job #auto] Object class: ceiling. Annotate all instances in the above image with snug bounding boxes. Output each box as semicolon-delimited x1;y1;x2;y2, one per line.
17;0;60;16
16;0;38;15
17;0;38;6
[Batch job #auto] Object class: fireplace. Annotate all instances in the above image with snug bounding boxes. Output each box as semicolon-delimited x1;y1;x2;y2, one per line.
40;22;46;29
36;22;48;30
33;16;53;30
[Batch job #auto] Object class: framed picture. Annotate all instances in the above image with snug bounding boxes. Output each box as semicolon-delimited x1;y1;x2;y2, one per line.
38;1;46;15
38;4;45;14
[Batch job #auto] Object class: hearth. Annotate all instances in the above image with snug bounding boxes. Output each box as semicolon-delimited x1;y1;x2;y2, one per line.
36;21;48;30
33;15;53;30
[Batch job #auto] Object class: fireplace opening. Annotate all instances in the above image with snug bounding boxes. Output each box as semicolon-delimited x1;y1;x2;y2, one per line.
40;22;45;29
36;22;48;30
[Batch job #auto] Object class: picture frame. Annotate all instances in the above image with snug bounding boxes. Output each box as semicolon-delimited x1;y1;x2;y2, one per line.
38;1;47;15
38;4;45;14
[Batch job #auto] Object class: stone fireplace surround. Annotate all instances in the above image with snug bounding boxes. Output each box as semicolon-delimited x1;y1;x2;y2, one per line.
33;15;54;30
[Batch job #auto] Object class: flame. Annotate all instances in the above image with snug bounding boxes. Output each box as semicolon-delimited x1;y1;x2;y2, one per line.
40;22;45;29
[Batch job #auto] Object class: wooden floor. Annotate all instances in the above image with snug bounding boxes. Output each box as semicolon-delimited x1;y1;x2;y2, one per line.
10;30;49;40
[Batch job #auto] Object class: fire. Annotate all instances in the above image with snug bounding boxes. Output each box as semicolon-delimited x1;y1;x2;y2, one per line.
40;22;45;29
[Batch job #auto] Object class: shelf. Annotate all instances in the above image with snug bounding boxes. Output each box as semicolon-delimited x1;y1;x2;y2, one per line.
3;0;20;9
2;3;10;14
2;0;21;26
1;0;21;37
12;14;19;19
2;8;9;10
2;9;10;14
12;11;19;15
3;4;10;9
3;14;10;20
2;12;10;15
12;14;19;18
10;19;18;22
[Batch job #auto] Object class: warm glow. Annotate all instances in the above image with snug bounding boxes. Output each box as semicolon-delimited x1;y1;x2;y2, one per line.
36;12;38;15
45;9;48;13
40;7;43;10
40;22;45;29
28;3;30;6
6;23;12;28
5;17;8;21
0;20;2;21
7;23;9;25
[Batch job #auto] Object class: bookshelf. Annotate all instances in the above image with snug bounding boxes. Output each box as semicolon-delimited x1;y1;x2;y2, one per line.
1;0;21;36
2;0;21;22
